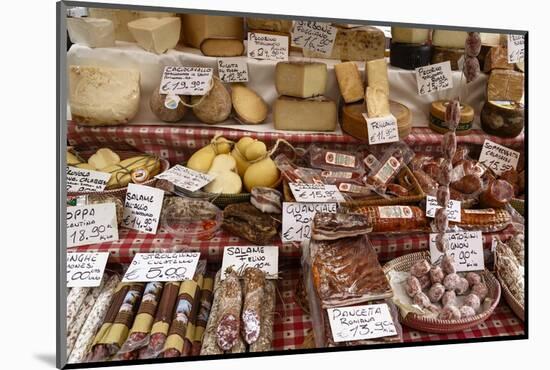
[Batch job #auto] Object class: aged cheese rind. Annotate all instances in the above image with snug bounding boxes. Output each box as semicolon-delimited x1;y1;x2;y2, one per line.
67;17;115;48
483;46;514;72
480;100;524;138
246;18;293;33
334;62;364;103
180;14;244;49
191;78;232;124
391;27;430;44
341;101;411;140
302;26;385;61
365;58;389;95
274;97;337;131
200;39;244;57
390;42;432;70
431;46;464;71
69;66;140;125
231;84;268;124
432;30;468;48
275;62;327;98
365;87;390;118
127;17;181;54
487;69;524;102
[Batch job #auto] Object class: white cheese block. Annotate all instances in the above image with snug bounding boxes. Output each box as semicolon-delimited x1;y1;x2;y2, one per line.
365;58;389;95
432;30;468;48
88;8;175;42
391;27;430;44
67;17;115;48
180;14;244;49
365;86;390;118
69;66;140;125
275;62;327;98
273;96;336;131
480;32;504;46
128;17;181;54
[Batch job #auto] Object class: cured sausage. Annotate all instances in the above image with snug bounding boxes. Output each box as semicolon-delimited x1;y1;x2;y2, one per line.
442;131;457;159
350;205;430;233
249;280;276;353
412;170;438;195
215;270;242;351
200;271;224;356
242;268;266;344
479;179;514;208
451;174;483;194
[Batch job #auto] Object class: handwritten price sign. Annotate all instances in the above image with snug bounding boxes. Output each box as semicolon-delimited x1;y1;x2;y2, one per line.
155;164;215;192
507;34;525;63
248;32;289;61
66;166;111;192
327;304;398;342
67;252;109;287
217;57;248;83
291;21;337;56
282;202;337;242
122;183;164;234
123;252;201;282
362;114;399;145
160;66;213;95
478;139;520;176
221;246;279;279
288;183;345;203
425;195;461;222
67;203;119;248
429;231;484;272
415;61;453;96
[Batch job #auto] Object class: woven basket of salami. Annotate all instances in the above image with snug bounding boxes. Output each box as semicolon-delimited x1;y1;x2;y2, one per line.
495;234;525;321
383;251;501;333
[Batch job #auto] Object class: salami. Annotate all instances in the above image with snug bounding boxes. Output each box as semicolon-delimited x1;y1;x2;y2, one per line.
200;271;223;355
480;179;514;208
215;270;243;351
191;275;214;356
451;174;483;194
249;280;275;352
442;131;457;159
242;268;266;344
412;170;438;195
66;287;90;332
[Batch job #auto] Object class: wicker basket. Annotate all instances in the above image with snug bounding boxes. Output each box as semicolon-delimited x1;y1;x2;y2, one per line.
383;251;501;333
496;271;525;322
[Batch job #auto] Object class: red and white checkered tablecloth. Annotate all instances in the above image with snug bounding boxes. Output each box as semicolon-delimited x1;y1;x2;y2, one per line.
72;225;516;264
272;266;524;351
67;122;524;166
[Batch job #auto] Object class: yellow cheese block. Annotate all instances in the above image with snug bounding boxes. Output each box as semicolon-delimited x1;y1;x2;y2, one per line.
334;62;364;103
180;14;244;49
365;87;390;118
273;96;337;131
275;62;327;98
127;17;181;54
365;58;389;95
200;38;244;57
341;101;411;140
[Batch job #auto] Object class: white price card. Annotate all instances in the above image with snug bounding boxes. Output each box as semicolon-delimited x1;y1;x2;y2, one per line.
507;34;525;63
291;21;337;56
122;183;164;234
217;57;248;83
281;202;337;242
478;139;520;176
429;231;484;272
67;252;109;287
247;32;289;61
327;303;398;343
160;66;213;96
221;246;279;279
415;61;453;96
289;183;345;203
67;203;119;248
66;166;111;192
425;195;461;222
155;164;214;192
362;114;399;145
123;252;201;282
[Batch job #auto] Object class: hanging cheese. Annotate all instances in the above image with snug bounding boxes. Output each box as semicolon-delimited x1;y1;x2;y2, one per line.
391;27;430;44
127;17;181;54
480;100;524;138
483;46;514;72
431;46;464;71
180;14;244;49
487;69;524;102
432;30;468;48
275;62;327;98
246;18;293;33
273;97;337;131
302;26;385;61
365;58;389;95
334;62;364;103
66;17;115;48
341;101;411;140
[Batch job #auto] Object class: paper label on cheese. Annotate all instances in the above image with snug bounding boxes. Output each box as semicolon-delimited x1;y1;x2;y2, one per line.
67;203;119;248
425;195;461;222
160;66;214;96
291;21;337;56
67;252;109;288
66;166;111;192
415;61;453;95
123;252;201;282
164;94;181;110
363;114;399;145
507;34;525;63
221;246;279;279
217;57;249;83
122;183;164;235
248;32;289;61
429;231;484;272
478;139;520;175
155;165;215;192
378;206;413;219
282;202;337;242
289;183;345;203
324;152;356;168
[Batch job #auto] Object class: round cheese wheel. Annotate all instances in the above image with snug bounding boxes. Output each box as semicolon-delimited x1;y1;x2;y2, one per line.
480;100;524;137
429;100;474;135
390;42;433;70
231;84;268;124
149;87;187;122
191;78;232;124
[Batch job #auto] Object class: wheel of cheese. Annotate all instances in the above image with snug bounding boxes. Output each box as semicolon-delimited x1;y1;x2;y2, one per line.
431;46;464;71
390;42;433;70
480;100;524;138
429;100;474;135
341;100;412;141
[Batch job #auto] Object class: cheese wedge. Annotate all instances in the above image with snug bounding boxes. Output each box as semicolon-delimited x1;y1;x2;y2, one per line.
66;17;115;48
365;87;390;118
391;27;430;44
180;14;244;49
274;97;337;131
334;62;364;103
432;30;468;48
365;58;389;95
275;62;327;98
128;17;181;54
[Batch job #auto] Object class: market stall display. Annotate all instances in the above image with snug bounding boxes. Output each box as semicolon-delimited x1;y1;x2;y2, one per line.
63;7;526;366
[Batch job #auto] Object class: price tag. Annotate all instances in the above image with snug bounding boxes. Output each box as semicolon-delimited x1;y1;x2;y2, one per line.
415;61;453;96
327;303;398;343
221;246;279;279
122;184;164;234
429;231;484;272
159;66;213;96
478;139;520;176
425;195;461;222
66;166;111;192
67;203;119;248
281;202;337;242
123;252;201;282
247;32;289;61
507;34;525;63
362;114;399;145
66;252;109;287
217;58;248;83
289;183;345;203
291;21;337;56
155;164;214;192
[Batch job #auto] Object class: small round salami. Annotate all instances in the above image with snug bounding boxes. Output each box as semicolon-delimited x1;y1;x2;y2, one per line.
442;131;457;159
443;273;461;291
410;260;431;278
438;305;461;320
464;56;481;83
441;254;456;275
429;266;445;285
436;185;450;208
445;100;461;130
456;277;470;295
428;283;445;303
413;291;431;308
465;272;481;287
438;159;453;186
435;208;449;233
471;283;489;301
463;293;481;310
465;32;482;57
442;290;457;307
405;276;422;298
459;305;476;318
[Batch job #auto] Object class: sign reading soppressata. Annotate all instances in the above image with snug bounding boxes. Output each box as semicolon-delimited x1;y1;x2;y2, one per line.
327;303;398;343
217;58;249;83
247;32;289;61
67;203;119;248
507;34;525;63
155;164;214;192
123;252;201;282
66;166;111;192
160;66;214;95
122;183;164;234
429;231;484;272
221;246;279;279
415;61;453;95
478;139;520;176
291;21;337;56
289;183;345;203
282;202;337;242
67;252;110;287
362;114;399;145
425;195;461;222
